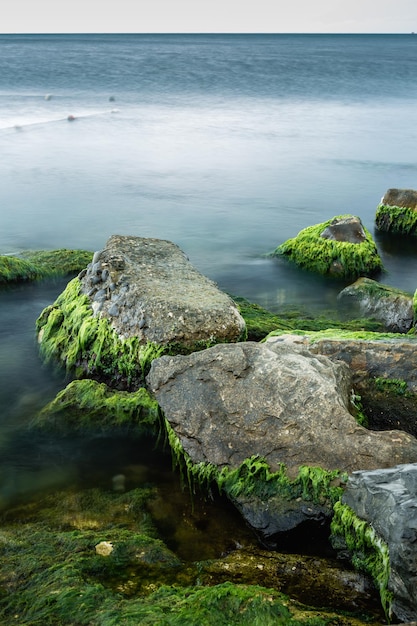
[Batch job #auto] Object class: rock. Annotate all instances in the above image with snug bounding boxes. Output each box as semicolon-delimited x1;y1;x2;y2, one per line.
36;236;246;388
80;235;246;348
338;277;414;333
376;188;417;235
272;214;383;279
147;341;417;542
320;215;367;243
341;463;417;623
381;188;417;210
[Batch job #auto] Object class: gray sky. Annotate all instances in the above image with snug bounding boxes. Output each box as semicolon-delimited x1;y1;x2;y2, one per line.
2;0;417;34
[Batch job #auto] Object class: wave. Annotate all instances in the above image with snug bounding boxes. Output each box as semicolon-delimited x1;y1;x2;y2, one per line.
0;109;119;132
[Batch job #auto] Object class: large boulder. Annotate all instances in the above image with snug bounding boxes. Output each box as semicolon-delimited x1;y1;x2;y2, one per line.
36;236;246;389
272;214;383;279
147;341;417;543
337;277;414;333
376;188;417;235
339;463;417;623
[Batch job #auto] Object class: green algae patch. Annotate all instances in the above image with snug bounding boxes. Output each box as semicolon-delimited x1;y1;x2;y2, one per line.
165;419;346;508
331;502;392;621
32;379;162;436
0;249;92;284
375;203;417;236
0;255;41;283
272;215;383;279
264;327;413;343
36;277;166;389
232;296;385;342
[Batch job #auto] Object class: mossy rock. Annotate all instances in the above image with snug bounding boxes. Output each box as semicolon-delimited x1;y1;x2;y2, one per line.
232;296;385;342
32;379;162;436
36;277;166;389
375;204;417;236
0;249;92;284
272;214;383;279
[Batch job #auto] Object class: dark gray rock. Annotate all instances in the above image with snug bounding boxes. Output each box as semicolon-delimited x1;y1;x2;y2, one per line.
342;464;417;623
80;235;246;349
338;277;414;333
320;215;367;243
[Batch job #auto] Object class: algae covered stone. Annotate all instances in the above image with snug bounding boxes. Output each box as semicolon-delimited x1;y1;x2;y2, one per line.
376;188;417;235
0;249;92;284
272;214;383;279
36;236;246;388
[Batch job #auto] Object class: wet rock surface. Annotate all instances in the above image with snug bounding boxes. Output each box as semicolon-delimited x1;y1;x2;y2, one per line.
320;215;367;243
342;463;417;623
338;277;414;334
381;188;417;210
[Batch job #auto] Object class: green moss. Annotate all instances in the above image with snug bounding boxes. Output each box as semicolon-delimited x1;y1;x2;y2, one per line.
0;250;92;284
264;327;416;343
232;296;386;342
0;255;41;283
165;420;346;508
271;215;383;279
331;502;392;621
375;203;417;236
36;278;166;388
372;377;408;397
32;379;162;435
349;391;368;428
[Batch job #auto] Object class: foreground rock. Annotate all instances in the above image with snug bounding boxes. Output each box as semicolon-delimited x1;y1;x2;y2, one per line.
272;214;383;279
376;188;417;236
338;277;414;333
147;340;417;543
338;463;417;623
37;236;246;388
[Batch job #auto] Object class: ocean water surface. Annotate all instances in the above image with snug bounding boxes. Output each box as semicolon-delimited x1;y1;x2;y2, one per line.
0;35;417;571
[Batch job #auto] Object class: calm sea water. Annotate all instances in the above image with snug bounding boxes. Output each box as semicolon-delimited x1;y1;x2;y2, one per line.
1;35;417;514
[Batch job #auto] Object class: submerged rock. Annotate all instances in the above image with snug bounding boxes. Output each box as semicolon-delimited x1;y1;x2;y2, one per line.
338;277;414;333
376;188;417;236
272;214;383;279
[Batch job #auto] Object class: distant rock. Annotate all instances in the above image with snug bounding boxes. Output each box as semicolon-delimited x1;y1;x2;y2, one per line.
272;214;383;279
338;277;414;333
376;188;417;235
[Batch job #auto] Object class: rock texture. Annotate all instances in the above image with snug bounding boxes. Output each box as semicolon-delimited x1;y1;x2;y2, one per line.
147;341;417;541
342;464;417;623
338;277;414;334
320;215;367;243
79;235;246;349
381;188;417;210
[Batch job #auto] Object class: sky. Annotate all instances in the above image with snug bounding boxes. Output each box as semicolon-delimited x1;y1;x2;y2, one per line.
1;0;417;34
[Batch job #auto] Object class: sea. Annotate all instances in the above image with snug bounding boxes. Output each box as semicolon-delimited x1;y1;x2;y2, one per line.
0;33;416;588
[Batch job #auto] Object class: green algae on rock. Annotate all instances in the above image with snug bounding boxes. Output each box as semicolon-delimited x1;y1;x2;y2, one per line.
0;249;92;284
331;501;392;622
36;277;166;389
32;379;162;436
272;215;383;279
375;188;417;236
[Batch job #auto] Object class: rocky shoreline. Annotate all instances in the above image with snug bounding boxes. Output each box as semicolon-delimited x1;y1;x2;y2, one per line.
2;190;417;624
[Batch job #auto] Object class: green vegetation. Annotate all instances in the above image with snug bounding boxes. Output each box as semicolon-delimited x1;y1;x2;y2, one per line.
165;420;346;508
272;215;383;279
264;327;416;343
331;502;392;622
32;379;162;435
373;377;408;397
232;296;385;342
349;391;368;428
36;278;166;388
0;249;92;284
376;203;417;236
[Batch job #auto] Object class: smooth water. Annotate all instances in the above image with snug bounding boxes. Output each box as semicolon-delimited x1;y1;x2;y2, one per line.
1;35;417;567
